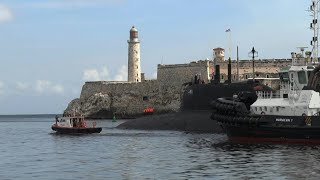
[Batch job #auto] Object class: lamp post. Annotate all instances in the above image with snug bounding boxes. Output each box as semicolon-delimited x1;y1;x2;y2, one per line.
248;47;258;81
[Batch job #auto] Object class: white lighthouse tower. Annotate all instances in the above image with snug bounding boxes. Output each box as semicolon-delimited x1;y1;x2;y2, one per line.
128;26;141;82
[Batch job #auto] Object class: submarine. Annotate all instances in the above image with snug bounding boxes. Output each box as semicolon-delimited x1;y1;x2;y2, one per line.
181;58;273;111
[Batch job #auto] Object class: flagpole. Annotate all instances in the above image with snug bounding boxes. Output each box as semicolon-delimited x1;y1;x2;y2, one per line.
228;30;232;60
225;28;232;60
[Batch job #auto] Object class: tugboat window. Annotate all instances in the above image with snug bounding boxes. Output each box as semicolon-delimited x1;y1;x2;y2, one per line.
280;72;289;81
298;71;307;84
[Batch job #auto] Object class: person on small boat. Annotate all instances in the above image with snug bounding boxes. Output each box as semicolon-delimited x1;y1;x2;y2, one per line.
73;119;77;127
55;115;59;125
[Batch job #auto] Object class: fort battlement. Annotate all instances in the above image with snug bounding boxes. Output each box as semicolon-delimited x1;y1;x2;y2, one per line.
64;27;292;118
70;58;289;118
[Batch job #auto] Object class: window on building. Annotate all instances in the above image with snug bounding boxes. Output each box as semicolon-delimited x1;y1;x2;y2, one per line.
266;74;269;78
245;75;248;79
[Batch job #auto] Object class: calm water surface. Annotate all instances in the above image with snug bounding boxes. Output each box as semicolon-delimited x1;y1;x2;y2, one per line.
1;115;320;179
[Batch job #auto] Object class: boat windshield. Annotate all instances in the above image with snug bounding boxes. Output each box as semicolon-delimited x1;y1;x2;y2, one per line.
298;71;307;84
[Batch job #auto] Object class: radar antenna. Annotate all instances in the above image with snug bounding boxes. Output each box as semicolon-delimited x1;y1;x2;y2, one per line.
309;0;319;63
297;47;308;57
307;1;320;89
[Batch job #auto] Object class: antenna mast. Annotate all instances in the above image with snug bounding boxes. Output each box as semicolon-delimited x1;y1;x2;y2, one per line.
309;0;319;63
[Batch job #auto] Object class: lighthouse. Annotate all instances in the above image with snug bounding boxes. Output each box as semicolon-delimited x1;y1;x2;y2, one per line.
128;26;141;82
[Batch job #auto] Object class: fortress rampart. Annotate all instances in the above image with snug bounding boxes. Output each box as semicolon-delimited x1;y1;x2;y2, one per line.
65;59;291;118
64;26;292;118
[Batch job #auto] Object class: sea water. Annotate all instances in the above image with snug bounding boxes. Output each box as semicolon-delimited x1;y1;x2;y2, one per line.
0;115;320;179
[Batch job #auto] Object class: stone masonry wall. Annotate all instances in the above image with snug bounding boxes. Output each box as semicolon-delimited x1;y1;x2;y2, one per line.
65;59;292;119
213;59;291;81
72;80;183;118
157;60;210;87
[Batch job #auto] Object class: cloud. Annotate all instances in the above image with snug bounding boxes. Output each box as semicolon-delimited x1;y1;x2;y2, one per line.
100;66;109;79
114;65;127;81
52;84;64;94
35;80;64;94
83;69;100;81
35;80;51;93
16;82;29;91
83;65;127;82
21;0;125;9
83;66;109;81
0;81;4;95
0;4;13;23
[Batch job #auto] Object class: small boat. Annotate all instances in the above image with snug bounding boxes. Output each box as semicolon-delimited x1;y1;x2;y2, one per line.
211;50;320;144
51;115;102;134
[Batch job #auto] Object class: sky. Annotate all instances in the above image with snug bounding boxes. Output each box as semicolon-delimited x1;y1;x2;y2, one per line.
0;0;313;114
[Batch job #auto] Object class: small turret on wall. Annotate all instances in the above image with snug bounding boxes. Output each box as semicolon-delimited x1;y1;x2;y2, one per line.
128;26;141;82
213;47;225;64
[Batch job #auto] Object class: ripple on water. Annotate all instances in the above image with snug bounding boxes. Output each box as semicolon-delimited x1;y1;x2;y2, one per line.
1;119;320;179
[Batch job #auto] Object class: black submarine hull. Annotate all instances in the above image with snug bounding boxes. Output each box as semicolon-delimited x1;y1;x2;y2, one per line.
181;81;271;111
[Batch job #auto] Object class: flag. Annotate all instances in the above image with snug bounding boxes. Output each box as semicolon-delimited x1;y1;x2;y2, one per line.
225;28;231;32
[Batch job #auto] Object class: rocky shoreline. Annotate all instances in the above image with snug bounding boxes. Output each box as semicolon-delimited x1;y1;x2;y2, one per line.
117;111;224;133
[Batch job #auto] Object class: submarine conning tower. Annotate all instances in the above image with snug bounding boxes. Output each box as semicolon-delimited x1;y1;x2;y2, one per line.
128;26;141;82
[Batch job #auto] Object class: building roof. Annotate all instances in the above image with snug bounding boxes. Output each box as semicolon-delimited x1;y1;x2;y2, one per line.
130;26;138;32
213;47;225;51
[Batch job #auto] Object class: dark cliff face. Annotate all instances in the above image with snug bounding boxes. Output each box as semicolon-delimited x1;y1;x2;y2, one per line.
181;81;272;111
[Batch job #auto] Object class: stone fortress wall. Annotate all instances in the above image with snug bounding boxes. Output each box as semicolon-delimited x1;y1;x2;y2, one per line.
75;60;211;118
64;27;293;118
216;59;291;80
68;58;291;118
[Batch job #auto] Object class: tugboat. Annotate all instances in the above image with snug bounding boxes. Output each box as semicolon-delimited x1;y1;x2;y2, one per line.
52;115;102;134
211;0;320;143
211;50;320;143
